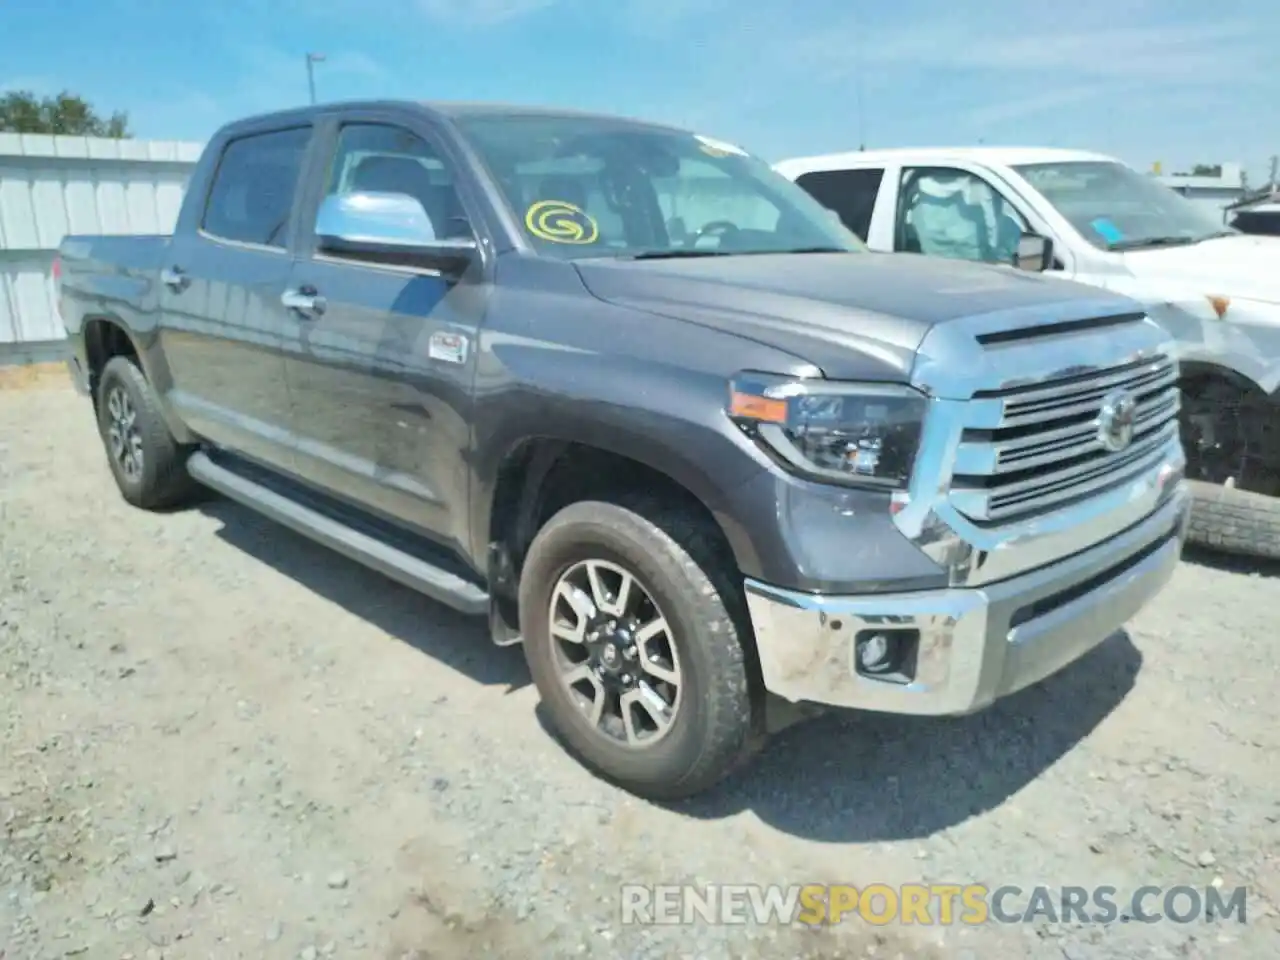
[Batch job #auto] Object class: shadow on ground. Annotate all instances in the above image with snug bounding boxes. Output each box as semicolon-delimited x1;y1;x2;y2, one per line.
667;630;1143;842
199;494;1140;843
1182;544;1280;579
199;498;530;691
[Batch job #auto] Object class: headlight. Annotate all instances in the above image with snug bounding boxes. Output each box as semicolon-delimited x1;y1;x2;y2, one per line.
727;373;927;489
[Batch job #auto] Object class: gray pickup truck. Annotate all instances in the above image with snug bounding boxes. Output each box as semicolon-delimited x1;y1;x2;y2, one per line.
55;100;1190;799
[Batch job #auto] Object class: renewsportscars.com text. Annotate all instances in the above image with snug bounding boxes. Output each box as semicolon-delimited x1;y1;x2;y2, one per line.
620;883;1249;927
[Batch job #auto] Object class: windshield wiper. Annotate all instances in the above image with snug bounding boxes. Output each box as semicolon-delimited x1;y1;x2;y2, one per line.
626;245;851;260
772;246;850;254
1107;236;1196;251
625;249;734;260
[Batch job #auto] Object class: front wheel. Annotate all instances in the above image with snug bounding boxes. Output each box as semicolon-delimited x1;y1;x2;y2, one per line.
518;500;756;800
1180;377;1280;560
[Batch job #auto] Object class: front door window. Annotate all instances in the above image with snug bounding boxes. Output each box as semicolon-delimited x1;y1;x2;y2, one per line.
896;166;1027;264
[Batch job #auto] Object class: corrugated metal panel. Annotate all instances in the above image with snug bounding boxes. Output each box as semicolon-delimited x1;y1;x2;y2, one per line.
0;133;203;353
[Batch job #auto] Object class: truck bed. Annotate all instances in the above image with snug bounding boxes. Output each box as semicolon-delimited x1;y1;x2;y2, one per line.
57;234;170;340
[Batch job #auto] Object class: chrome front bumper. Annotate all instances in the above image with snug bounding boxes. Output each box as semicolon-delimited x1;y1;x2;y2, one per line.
743;485;1190;715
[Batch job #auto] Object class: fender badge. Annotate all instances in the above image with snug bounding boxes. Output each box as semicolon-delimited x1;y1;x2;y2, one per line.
428;331;468;364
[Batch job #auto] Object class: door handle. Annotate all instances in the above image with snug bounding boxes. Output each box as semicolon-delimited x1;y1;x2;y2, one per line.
160;266;187;291
281;287;326;317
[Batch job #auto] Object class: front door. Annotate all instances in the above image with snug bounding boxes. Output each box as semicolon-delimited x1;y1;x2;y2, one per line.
893;165;1033;265
281;117;491;554
158;124;313;474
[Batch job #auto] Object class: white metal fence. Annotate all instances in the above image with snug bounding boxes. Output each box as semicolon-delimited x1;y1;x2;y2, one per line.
0;133;202;363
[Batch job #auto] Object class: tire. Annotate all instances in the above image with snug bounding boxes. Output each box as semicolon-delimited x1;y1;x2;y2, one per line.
518;499;756;800
95;355;198;510
1187;479;1280;560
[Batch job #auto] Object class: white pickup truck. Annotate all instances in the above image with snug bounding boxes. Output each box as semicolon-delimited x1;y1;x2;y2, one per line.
776;146;1280;559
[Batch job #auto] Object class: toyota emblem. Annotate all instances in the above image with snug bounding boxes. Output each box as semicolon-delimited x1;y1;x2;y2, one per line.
1097;388;1138;452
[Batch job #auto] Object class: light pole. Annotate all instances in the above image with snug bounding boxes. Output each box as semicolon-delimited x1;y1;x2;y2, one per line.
305;52;326;105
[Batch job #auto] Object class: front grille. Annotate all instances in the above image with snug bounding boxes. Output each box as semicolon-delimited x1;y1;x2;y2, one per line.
950;354;1180;525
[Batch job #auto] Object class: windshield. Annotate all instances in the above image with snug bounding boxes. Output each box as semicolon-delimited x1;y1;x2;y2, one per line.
453;113;865;259
1012;160;1235;252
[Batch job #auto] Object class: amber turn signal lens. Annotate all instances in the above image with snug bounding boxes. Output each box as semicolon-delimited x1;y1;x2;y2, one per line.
728;390;788;423
1207;295;1230;318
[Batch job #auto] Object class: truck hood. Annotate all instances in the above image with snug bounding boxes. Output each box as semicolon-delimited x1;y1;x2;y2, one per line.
1122;234;1280;304
574;251;1134;380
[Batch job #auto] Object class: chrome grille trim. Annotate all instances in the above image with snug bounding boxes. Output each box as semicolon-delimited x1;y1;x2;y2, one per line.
894;301;1186;589
951;355;1181;525
994;394;1177;471
984;357;1178;429
952;421;1178;523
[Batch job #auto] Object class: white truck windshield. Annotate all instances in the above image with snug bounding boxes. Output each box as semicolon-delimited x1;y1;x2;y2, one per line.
1012;160;1235;252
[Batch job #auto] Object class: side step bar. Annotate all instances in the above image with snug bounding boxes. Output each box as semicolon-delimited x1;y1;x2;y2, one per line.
187;451;490;616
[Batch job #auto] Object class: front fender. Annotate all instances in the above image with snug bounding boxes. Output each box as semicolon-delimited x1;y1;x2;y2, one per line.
1146;298;1280;395
470;356;772;576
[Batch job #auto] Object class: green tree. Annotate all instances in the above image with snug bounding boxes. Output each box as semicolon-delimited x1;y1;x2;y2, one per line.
0;90;131;137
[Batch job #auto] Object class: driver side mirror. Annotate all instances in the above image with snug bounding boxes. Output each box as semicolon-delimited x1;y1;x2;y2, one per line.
1012;232;1053;272
315;191;478;276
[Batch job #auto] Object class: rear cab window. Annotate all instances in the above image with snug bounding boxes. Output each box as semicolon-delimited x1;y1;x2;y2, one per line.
200;127;312;249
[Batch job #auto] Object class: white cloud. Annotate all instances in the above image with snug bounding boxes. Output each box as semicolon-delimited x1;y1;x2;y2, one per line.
958;84;1113;128
413;0;731;32
611;0;736;36
687;2;1271;141
872;19;1258;81
416;0;557;27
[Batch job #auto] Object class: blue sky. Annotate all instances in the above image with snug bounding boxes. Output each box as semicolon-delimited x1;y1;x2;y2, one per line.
3;0;1277;178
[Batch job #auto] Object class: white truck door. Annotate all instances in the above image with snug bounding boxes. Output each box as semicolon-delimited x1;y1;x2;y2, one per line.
885;161;1073;274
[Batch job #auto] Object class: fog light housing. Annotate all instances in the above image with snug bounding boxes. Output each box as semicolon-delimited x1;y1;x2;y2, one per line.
854;628;919;683
858;633;893;672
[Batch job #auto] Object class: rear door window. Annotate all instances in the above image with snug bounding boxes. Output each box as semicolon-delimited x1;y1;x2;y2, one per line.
794;168;885;240
201;127;311;249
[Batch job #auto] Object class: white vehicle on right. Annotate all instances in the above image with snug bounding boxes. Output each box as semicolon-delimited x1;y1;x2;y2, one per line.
776;146;1280;560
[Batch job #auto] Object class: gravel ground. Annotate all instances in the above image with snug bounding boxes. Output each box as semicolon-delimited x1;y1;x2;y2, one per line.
2;381;1277;960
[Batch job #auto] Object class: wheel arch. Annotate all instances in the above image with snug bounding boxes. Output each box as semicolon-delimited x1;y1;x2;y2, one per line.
484;436;748;586
483;436;767;732
83;316;143;407
1178;360;1266;398
81;315;195;444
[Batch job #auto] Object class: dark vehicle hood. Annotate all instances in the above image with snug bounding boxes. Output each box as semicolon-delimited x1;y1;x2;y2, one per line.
575;252;1134;381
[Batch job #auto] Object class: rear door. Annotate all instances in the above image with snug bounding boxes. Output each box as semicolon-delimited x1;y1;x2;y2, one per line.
791;166;886;242
279;111;493;554
158;123;315;473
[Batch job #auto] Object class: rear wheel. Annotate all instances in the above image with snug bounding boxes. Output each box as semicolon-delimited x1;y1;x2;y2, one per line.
95;356;198;510
1180;376;1280;560
518;499;757;800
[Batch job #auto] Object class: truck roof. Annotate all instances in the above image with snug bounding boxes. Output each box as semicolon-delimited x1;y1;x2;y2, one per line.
216;99;689;138
774;146;1119;178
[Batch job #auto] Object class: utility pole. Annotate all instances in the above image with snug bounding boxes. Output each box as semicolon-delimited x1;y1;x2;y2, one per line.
305;52;326;105
1269;154;1278;191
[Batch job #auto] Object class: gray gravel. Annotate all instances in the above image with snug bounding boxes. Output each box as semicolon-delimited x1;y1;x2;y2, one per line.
1;383;1277;959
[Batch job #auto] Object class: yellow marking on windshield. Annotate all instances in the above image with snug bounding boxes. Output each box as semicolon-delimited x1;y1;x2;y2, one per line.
525;200;600;244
